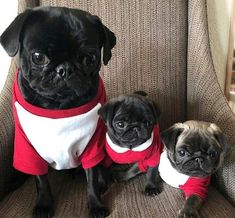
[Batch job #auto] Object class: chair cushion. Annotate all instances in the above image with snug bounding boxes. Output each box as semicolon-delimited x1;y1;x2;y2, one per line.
0;171;234;217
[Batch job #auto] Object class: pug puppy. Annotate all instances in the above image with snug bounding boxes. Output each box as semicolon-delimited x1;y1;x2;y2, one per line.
159;121;231;218
0;6;116;218
98;92;164;196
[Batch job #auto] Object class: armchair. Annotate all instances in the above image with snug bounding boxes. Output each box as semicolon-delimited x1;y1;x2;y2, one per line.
0;0;234;217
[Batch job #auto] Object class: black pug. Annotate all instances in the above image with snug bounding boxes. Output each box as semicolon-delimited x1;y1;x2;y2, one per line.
0;6;116;218
159;121;231;218
98;92;164;196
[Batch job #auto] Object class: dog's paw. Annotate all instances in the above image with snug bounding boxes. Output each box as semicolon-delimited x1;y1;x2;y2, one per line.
98;177;110;195
178;207;200;218
89;207;110;218
112;172;127;182
33;205;54;218
144;186;161;196
99;184;109;195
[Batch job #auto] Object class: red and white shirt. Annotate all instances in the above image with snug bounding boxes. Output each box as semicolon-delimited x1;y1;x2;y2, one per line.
159;150;211;200
13;70;107;175
103;125;164;172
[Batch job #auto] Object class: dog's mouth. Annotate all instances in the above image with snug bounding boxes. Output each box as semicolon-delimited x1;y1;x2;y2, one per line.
33;82;77;98
119;130;151;148
28;71;94;99
177;159;217;177
54;88;76;97
182;169;212;177
119;137;147;148
122;127;150;139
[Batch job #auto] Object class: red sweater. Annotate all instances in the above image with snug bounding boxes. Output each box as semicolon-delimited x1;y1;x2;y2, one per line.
13;70;106;175
103;125;164;172
179;176;211;200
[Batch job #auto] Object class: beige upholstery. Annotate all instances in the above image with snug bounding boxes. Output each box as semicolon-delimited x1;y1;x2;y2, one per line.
0;172;235;218
0;0;234;217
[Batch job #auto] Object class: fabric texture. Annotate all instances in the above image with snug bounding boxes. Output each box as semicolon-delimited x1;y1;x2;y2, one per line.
0;172;234;218
0;0;235;216
13;70;106;175
0;59;18;199
104;125;164;172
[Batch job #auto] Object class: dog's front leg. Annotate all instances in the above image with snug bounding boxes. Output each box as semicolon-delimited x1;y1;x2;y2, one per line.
33;175;54;218
145;166;162;196
85;165;110;218
112;163;142;182
178;195;202;218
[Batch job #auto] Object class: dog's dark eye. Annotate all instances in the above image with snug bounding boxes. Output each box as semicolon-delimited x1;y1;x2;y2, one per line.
83;54;96;66
115;121;126;129
32;52;49;65
208;150;217;158
178;149;186;157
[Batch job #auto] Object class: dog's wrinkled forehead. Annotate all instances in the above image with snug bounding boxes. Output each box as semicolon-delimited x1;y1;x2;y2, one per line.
162;120;231;159
116;95;152;114
34;6;98;32
21;7;102;51
175;121;221;149
1;6;116;64
176;129;212;150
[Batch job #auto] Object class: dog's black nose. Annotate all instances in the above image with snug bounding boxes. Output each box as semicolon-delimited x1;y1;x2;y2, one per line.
195;157;204;164
133;127;141;132
56;62;73;78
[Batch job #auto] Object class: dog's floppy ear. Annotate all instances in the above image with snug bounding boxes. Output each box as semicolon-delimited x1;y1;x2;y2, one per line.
98;100;121;124
133;91;161;124
133;91;148;96
161;124;184;153
0;9;32;57
91;15;116;65
208;124;231;156
101;25;116;65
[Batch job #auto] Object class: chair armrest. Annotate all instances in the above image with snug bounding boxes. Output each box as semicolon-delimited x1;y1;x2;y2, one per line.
214;149;235;207
187;0;235;206
0;59;18;200
0;0;39;200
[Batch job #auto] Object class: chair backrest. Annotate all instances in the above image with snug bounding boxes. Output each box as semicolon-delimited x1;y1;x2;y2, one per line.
37;0;188;130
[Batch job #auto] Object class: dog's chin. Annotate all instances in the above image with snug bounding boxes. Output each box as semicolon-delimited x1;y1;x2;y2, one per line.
108;132;147;149
38;88;77;101
113;134;151;149
177;168;213;177
120;138;147;148
119;130;152;146
25;72;98;101
174;162;218;177
34;84;89;99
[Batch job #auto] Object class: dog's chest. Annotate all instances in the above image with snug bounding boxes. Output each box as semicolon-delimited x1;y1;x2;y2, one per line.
15;101;101;170
159;150;189;188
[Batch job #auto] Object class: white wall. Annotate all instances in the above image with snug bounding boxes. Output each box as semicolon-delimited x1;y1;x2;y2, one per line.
207;0;234;90
0;0;18;93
